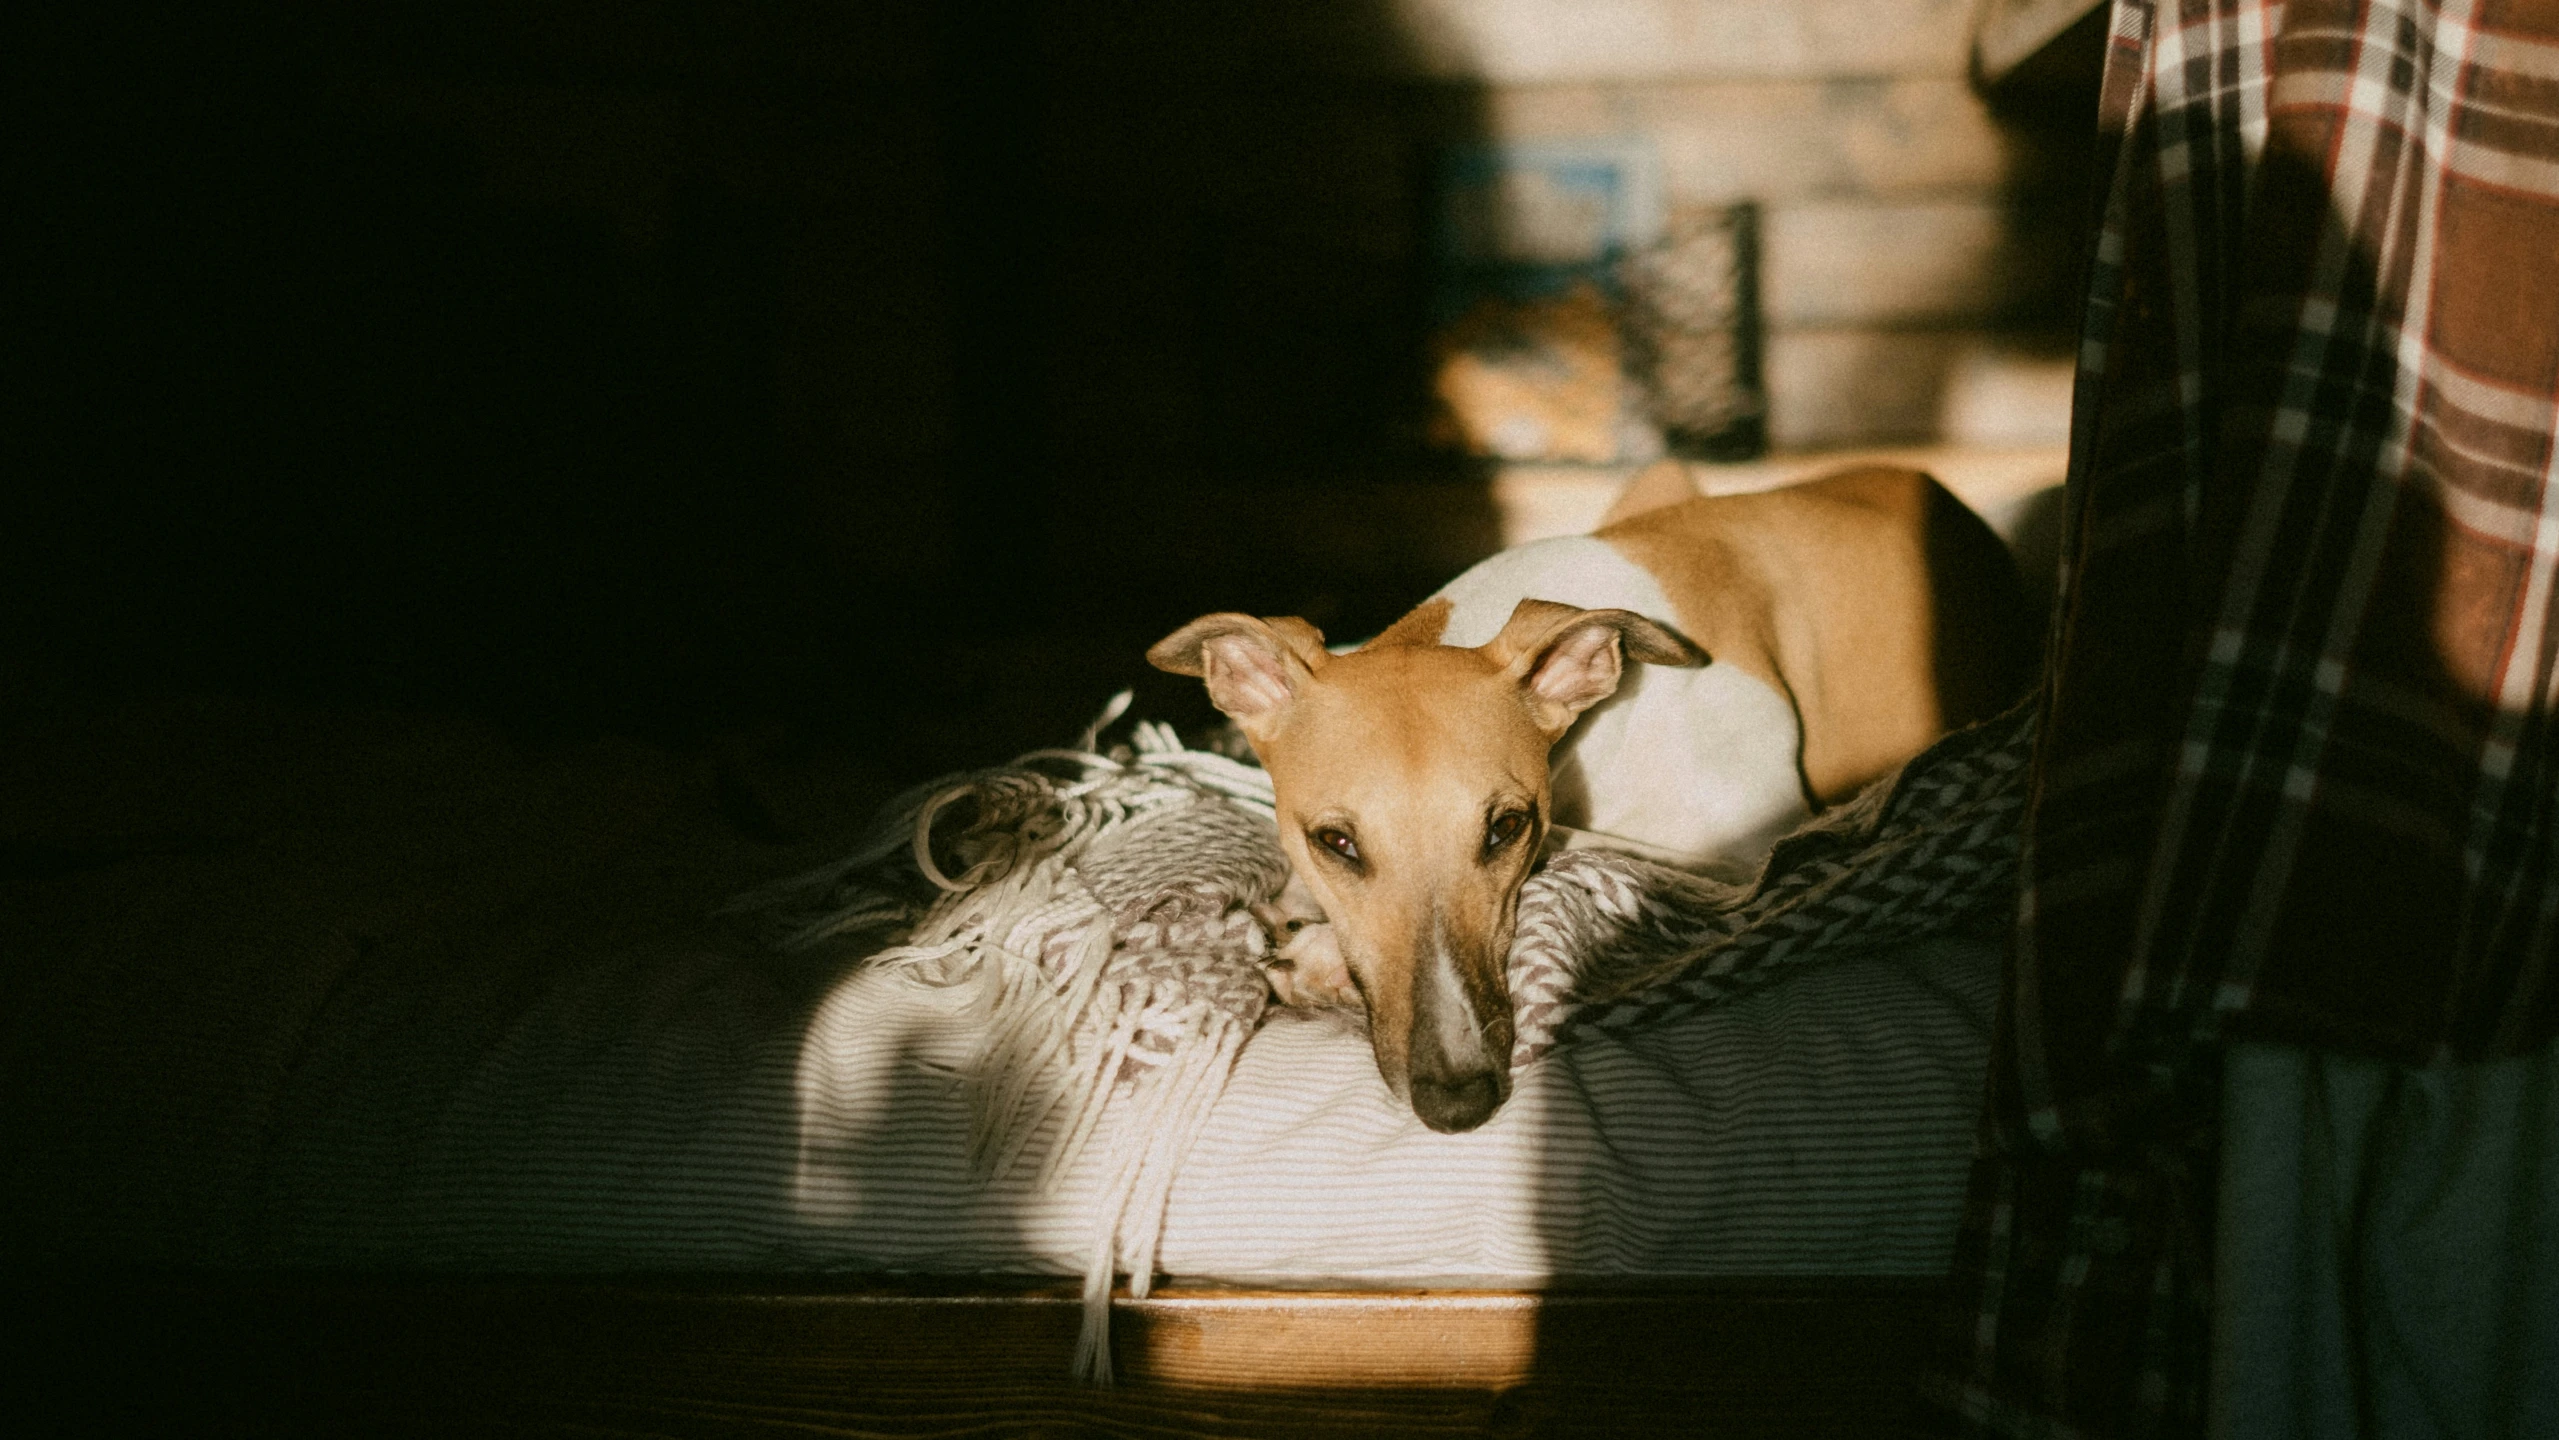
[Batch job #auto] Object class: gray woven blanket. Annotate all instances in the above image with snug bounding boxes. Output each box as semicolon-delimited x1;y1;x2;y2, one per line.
1509;697;2033;1059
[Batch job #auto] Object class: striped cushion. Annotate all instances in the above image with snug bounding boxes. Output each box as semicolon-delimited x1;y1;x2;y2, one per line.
253;928;1995;1281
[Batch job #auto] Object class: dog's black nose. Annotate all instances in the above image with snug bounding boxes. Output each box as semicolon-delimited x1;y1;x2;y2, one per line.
1410;1069;1505;1133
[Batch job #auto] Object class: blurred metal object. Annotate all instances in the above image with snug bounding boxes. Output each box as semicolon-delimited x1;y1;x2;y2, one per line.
1618;203;1766;462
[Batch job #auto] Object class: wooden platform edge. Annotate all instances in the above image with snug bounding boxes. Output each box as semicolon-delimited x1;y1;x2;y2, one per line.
8;1272;1947;1438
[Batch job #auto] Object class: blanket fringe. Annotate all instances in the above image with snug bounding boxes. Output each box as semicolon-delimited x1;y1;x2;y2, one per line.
738;699;1285;1385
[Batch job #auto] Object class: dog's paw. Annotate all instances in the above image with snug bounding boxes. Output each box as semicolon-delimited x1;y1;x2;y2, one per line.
1263;920;1359;1010
1251;874;1360;1011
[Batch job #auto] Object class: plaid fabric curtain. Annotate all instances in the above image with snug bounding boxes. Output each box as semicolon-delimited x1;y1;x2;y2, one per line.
1925;0;2559;1432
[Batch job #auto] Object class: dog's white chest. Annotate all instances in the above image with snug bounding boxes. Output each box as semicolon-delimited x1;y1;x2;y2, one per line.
1431;536;1811;874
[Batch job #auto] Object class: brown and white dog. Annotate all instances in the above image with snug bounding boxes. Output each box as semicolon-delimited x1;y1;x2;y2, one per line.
1149;463;2033;1132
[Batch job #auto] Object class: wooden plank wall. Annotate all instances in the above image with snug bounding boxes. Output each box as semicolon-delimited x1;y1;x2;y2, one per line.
1411;0;2083;450
1044;0;2083;461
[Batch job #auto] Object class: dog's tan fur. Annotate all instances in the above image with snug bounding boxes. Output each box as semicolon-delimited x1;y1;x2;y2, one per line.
1151;464;2031;1131
1596;463;2033;802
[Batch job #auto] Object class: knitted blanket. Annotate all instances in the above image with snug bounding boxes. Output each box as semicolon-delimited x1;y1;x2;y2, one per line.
740;697;2034;1381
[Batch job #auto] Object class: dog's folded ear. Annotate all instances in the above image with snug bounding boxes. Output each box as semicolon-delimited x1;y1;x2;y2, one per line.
1147;614;1330;738
1482;599;1699;736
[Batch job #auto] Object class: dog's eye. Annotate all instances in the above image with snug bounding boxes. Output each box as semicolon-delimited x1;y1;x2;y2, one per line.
1486;810;1530;850
1312;827;1360;863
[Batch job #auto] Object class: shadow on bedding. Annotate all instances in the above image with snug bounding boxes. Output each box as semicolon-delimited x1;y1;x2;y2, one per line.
1516;930;2004;1428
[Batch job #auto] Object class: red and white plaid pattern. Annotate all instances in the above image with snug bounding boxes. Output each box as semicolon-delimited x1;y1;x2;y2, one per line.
1926;1;2559;1432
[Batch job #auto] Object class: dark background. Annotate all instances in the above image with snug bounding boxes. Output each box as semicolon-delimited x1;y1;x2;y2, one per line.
3;11;2107;1430
3;0;2104;826
6;3;1494;769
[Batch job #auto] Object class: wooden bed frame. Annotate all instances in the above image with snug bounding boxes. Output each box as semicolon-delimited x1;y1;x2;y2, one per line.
15;1272;1940;1436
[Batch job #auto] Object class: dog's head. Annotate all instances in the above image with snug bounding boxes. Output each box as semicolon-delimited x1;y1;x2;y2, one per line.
1150;600;1694;1132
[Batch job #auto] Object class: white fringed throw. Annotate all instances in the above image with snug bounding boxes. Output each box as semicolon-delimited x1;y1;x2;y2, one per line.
737;712;1289;1381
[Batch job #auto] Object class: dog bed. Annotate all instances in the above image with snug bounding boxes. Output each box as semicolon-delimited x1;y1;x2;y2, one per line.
3;693;2007;1424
